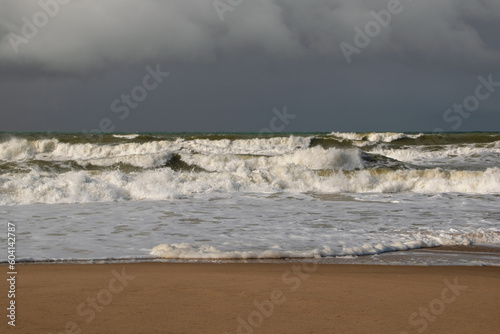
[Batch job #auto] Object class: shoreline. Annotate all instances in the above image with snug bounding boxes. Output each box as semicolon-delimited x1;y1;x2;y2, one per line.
2;261;500;333
9;244;500;266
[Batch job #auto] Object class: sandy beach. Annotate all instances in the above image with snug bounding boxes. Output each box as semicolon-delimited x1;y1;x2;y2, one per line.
2;260;500;334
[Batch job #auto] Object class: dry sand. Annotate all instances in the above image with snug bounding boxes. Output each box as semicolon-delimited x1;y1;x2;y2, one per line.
2;260;500;334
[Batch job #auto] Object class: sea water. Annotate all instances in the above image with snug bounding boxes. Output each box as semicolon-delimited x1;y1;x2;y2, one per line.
1;132;499;264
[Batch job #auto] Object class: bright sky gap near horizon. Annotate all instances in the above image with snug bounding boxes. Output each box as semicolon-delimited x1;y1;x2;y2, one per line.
0;0;499;133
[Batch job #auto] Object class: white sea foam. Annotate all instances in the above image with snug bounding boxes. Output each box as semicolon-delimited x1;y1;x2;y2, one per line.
113;134;139;139
77;152;174;168
329;132;423;145
0;137;174;163
150;243;324;259
6;190;500;264
151;229;500;259
0;136;312;163
180;136;312;155
370;142;500;166
1;166;499;205
181;146;364;173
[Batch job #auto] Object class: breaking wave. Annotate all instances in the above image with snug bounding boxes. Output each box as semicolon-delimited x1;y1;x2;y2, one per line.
151;229;500;259
1;132;499;205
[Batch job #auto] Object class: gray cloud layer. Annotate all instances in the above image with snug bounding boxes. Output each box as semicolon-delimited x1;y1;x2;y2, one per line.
1;0;499;72
0;0;499;132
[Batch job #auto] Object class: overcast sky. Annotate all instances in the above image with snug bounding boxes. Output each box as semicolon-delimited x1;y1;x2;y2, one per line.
1;0;499;133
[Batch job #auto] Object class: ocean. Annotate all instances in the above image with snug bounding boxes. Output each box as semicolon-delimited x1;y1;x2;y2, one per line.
1;132;499;265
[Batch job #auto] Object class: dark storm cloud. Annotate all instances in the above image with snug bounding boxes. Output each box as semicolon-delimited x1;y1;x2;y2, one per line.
1;0;499;72
0;0;499;132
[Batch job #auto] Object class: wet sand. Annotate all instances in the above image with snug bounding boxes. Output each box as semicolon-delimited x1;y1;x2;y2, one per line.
322;244;500;266
2;258;500;333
